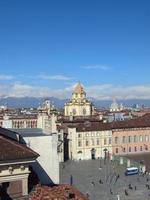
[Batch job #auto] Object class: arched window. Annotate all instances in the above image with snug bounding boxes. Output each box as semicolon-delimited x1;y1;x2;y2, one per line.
83;108;86;115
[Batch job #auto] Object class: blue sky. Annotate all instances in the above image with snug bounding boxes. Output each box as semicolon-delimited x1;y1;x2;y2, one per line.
0;0;150;99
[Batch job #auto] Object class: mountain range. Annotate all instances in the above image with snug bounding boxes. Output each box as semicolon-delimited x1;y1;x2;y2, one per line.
0;97;150;109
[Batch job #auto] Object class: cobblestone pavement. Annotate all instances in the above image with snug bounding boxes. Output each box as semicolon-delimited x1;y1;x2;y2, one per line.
60;159;150;200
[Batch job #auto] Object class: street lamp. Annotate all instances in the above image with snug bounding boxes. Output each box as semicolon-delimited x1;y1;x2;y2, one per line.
70;174;73;185
99;157;102;170
103;148;108;183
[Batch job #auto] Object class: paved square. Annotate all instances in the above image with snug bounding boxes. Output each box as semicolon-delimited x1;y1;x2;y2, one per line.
60;159;150;200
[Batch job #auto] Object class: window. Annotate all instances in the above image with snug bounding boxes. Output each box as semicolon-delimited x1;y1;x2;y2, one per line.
116;148;118;154
115;137;118;144
104;138;107;145
128;136;132;143
145;145;148;151
134;146;137;152
134;135;137;142
85;133;89;137
97;138;100;145
91;139;95;146
96;132;100;136
58;134;61;140
145;135;149;142
129;147;131;152
108;138;111;145
91;132;95;137
139;135;143;142
123;147;126;152
122;136;126;143
78;134;82;138
83;108;86;115
140;146;142;151
72;109;76;115
85;140;89;146
78;140;82;147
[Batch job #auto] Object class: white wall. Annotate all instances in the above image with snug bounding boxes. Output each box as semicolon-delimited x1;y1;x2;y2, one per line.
2;119;13;128
23;134;59;185
68;128;112;161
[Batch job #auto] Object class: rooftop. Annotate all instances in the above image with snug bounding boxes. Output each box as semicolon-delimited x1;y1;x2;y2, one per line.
0;135;39;163
66;114;150;132
30;184;88;200
10;128;48;137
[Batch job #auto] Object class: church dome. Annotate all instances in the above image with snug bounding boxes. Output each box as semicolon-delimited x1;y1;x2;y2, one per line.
110;99;119;111
73;82;85;94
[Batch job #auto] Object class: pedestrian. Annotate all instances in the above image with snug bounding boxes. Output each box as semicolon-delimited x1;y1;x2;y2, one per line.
125;189;128;196
110;188;113;195
70;175;73;185
115;174;119;183
62;163;65;169
86;193;89;198
91;181;95;186
135;186;137;190
147;178;149;182
128;184;131;189
129;184;132;190
99;179;103;184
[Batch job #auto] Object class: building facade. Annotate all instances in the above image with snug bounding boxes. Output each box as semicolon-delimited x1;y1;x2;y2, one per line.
58;114;150;161
0;115;37;129
66;123;112;161
112;127;150;156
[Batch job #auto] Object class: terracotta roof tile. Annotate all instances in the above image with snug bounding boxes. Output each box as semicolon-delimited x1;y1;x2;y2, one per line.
0;136;39;162
68;115;150;132
30;184;88;200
